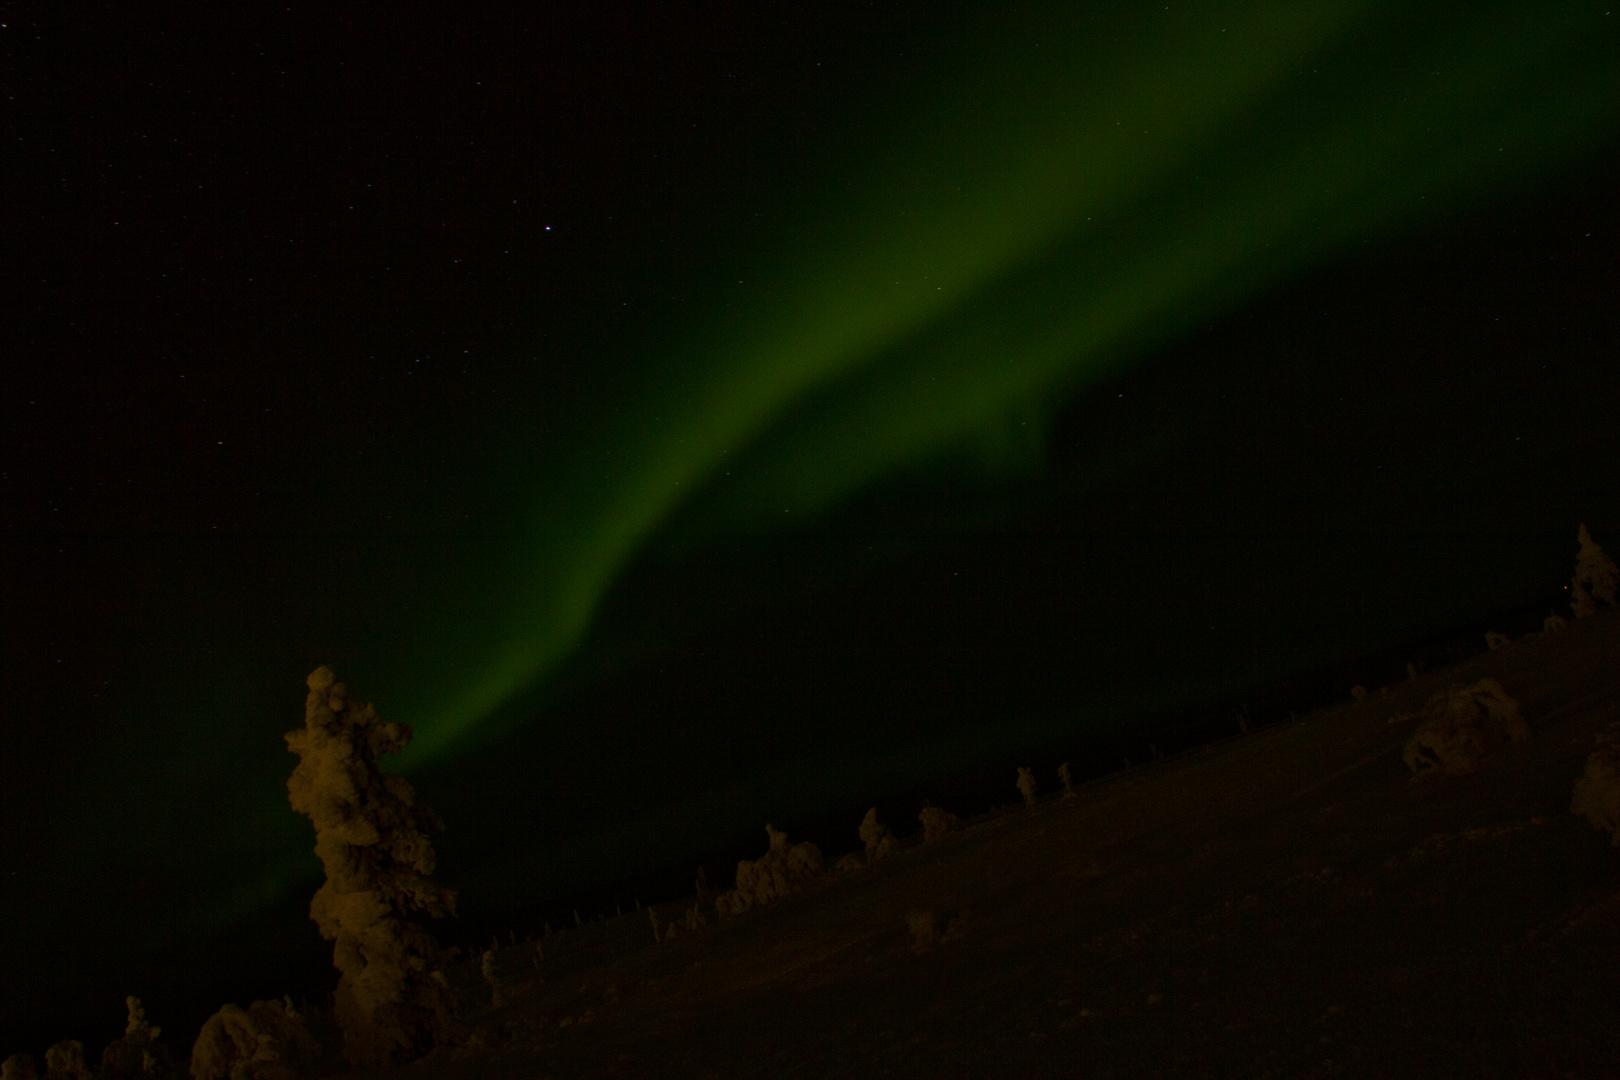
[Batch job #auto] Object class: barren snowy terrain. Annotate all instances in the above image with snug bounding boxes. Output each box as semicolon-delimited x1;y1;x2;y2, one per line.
289;607;1620;1079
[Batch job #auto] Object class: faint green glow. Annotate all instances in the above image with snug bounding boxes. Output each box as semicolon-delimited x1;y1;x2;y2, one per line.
390;2;1620;768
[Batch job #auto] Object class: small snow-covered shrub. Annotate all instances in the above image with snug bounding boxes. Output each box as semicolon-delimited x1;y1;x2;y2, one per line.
905;909;973;952
1485;631;1511;650
1402;677;1530;780
1543;612;1568;634
657;903;707;938
190;1000;319;1080
41;1042;92;1080
906;911;940;952
1570;720;1620;846
1571;523;1619;618
918;804;957;842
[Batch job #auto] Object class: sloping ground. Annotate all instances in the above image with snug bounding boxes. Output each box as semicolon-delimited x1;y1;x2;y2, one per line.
331;608;1620;1079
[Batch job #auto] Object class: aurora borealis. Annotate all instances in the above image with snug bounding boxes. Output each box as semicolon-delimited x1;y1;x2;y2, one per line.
413;1;1620;770
6;0;1620;1061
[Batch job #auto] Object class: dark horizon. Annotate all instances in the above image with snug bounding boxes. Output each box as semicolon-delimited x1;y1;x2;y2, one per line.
434;564;1592;923
2;545;1598;1064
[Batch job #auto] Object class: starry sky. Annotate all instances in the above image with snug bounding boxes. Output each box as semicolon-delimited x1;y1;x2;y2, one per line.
5;0;1620;1060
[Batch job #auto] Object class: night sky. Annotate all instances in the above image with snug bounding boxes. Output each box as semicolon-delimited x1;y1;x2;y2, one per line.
5;1;1620;1060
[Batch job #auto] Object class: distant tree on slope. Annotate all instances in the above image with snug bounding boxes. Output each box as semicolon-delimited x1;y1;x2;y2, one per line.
1571;523;1619;618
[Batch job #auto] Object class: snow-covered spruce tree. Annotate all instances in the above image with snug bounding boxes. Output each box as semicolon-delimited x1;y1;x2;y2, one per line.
918;804;957;842
481;949;506;1009
1016;767;1038;808
37;1041;93;1080
857;807;898;863
99;996;167;1080
1571;720;1620;847
284;665;466;1070
1571;523;1619;618
713;825;824;917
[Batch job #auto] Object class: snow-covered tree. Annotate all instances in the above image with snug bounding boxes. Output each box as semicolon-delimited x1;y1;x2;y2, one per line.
284;666;466;1069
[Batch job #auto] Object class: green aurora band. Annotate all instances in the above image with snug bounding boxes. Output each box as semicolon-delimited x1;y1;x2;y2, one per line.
406;3;1620;764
